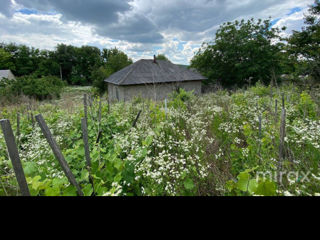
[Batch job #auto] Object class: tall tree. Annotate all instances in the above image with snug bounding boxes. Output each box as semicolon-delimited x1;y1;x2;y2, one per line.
288;0;320;81
54;44;77;84
191;18;286;87
93;48;132;93
70;46;102;85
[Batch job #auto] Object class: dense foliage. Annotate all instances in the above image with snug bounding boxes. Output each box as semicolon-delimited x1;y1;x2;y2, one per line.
0;43;132;86
92;48;133;94
191;18;286;87
288;0;320;82
0;75;65;101
156;54;169;61
1;85;320;196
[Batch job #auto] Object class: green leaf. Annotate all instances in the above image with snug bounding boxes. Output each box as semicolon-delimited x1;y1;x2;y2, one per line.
255;180;277;196
62;186;77;196
80;169;90;181
184;178;195;190
142;136;153;147
83;184;94;196
45;186;61;196
248;179;258;194
114;159;123;170
114;173;122;183
24;162;38;176
236;171;250;192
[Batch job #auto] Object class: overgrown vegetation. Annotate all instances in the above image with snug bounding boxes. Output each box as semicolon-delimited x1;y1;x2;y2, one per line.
1;2;320;197
1;84;320;196
0;75;65;102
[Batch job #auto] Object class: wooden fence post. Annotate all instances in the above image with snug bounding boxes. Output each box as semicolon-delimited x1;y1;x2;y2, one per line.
132;110;142;128
278;108;286;184
275;99;278;121
81;118;95;194
83;94;88;124
107;98;110;114
98;98;102;128
0;119;30;196
16;113;20;145
35;114;84;196
165;99;168;119
258;114;262;163
81;118;91;168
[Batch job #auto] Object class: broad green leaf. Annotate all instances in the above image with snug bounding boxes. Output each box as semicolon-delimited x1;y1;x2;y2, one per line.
255;180;277;196
236;171;250;192
248;179;258;194
45;187;60;196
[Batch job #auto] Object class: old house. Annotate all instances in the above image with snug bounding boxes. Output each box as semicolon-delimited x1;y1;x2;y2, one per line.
0;70;16;82
104;57;206;102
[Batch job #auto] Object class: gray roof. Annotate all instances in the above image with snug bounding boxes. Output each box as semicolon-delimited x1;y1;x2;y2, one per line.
104;59;207;86
0;70;11;79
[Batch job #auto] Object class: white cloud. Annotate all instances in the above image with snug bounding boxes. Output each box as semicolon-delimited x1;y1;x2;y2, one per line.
0;0;316;64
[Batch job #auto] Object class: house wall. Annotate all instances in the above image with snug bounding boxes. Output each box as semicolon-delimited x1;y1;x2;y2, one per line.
7;71;15;80
108;81;202;102
0;70;15;82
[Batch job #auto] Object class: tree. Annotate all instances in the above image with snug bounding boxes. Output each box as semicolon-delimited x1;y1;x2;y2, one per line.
156;54;169;61
0;48;15;71
288;0;320;81
54;44;77;84
93;48;132;93
70;46;102;85
191;18;286;87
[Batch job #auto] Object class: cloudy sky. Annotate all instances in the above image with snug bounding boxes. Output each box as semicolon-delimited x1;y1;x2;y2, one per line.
0;0;315;65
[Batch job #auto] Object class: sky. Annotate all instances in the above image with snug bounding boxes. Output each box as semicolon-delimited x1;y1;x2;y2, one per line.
0;0;315;65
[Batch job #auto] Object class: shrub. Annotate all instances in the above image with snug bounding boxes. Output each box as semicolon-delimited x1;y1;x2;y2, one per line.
0;75;65;100
169;88;194;109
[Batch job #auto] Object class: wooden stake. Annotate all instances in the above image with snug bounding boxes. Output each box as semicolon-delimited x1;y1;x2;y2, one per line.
278;108;286;183
83;94;88;124
35;114;83;196
81;118;91;168
16;113;20;145
275;99;278;122
0;119;30;196
132;110;142;128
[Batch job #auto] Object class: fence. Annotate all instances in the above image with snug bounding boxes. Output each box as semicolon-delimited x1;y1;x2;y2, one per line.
0;94;142;196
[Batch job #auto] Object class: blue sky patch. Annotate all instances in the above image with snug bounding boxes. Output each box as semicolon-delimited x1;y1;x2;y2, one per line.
270;18;281;27
16;8;38;15
287;7;302;16
16;8;58;16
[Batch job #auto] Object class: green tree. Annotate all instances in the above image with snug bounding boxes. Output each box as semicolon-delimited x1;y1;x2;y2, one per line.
191;18;286;87
54;44;77;84
70;46;102;85
156;54;169;61
0;48;15;71
93;48;132;93
288;0;320;81
35;49;60;77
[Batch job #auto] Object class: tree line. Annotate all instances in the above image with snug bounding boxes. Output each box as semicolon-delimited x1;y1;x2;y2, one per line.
0;43;133;87
190;0;320;88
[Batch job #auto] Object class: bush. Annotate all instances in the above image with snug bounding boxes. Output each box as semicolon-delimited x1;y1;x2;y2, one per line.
0;75;65;100
92;66;110;95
